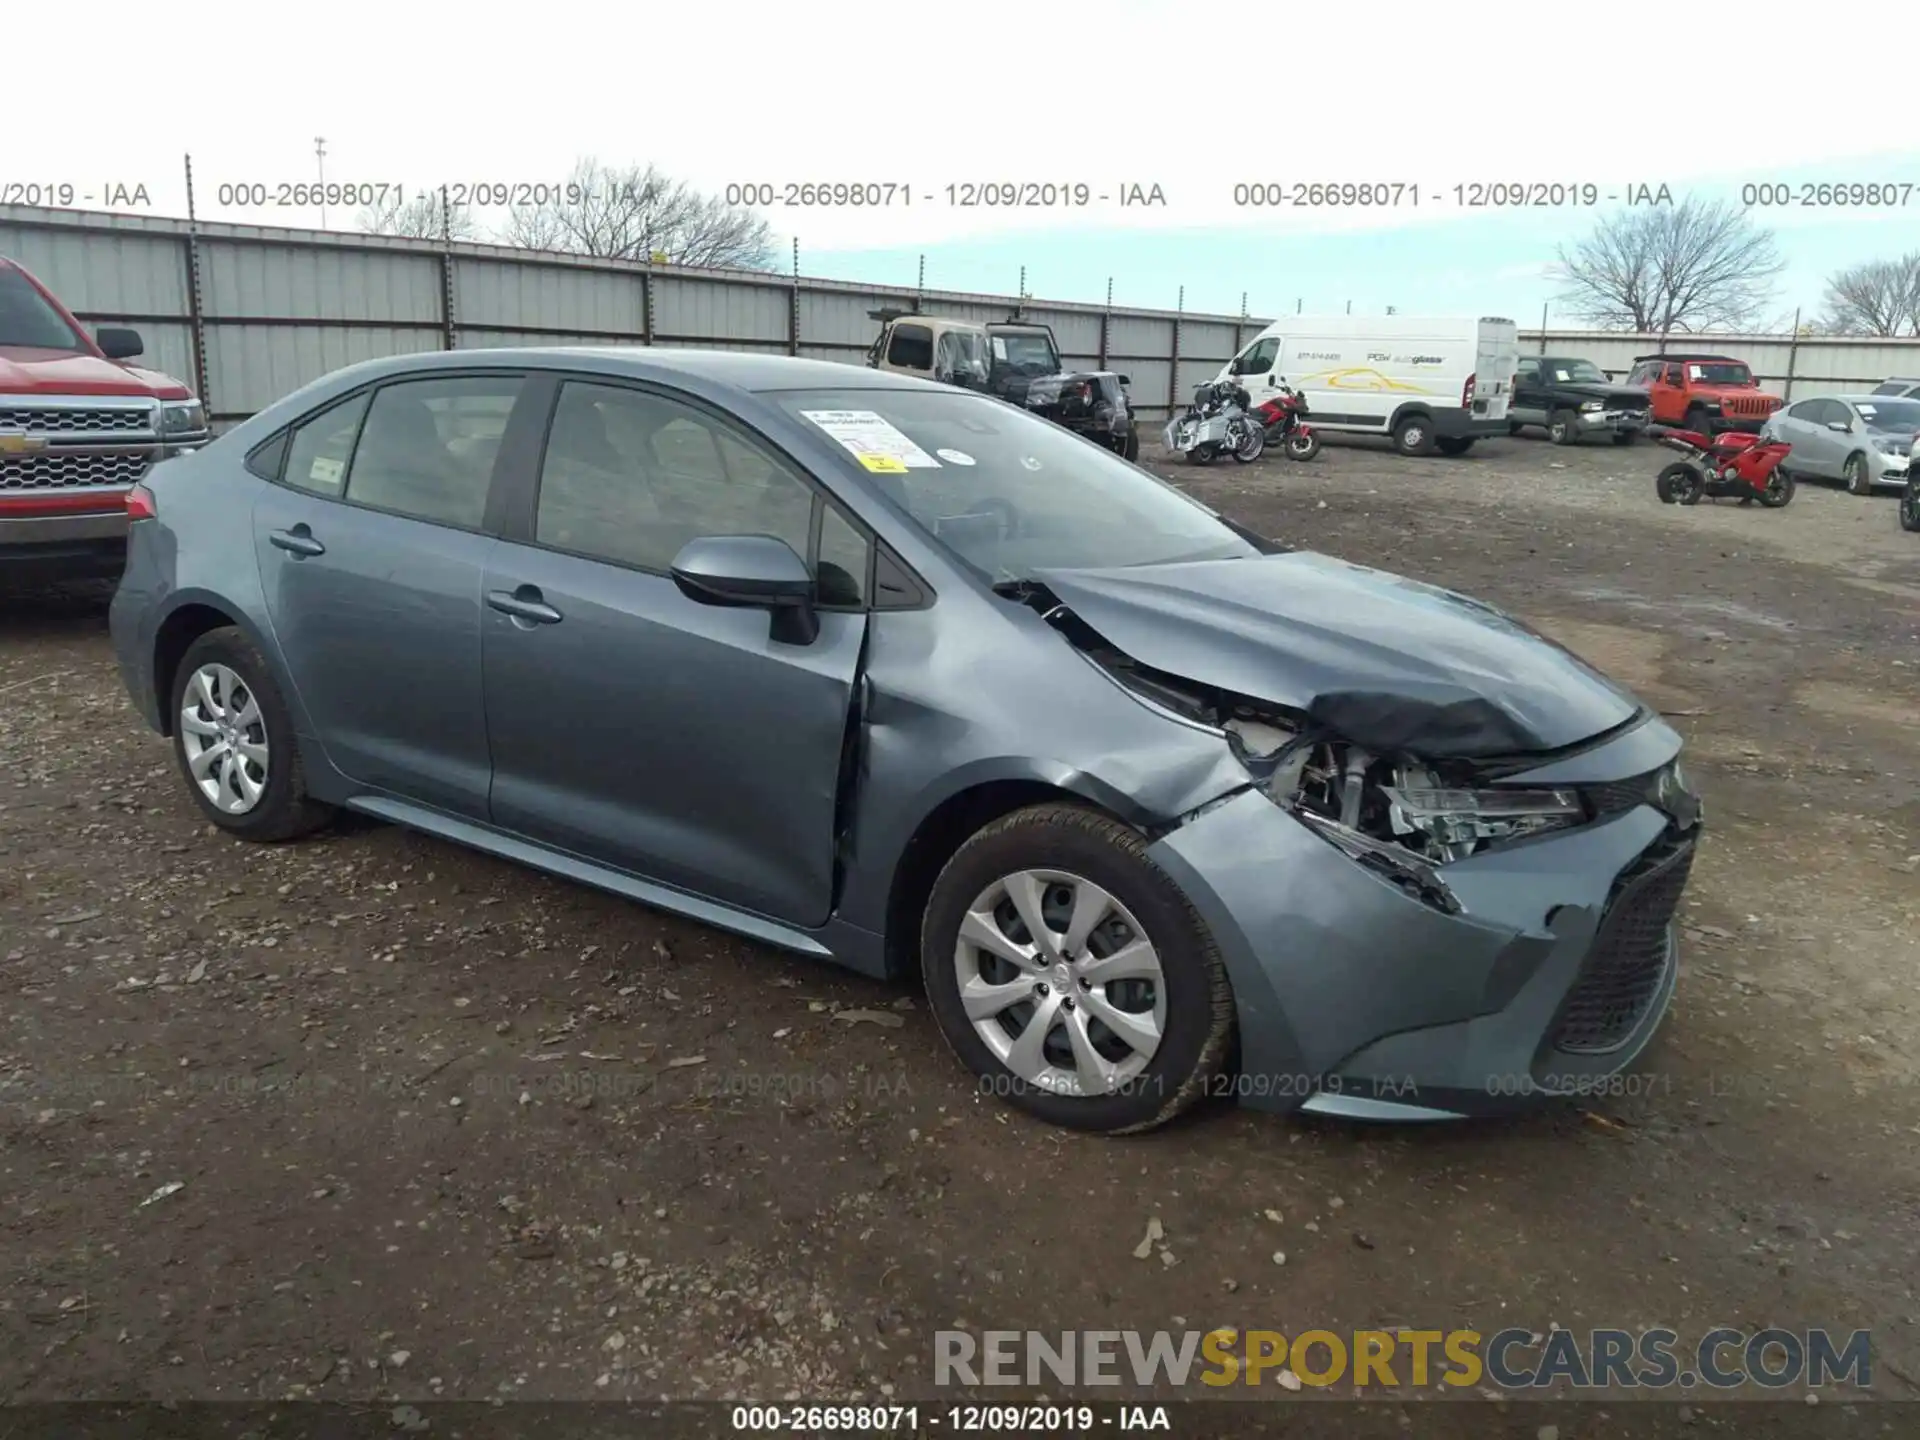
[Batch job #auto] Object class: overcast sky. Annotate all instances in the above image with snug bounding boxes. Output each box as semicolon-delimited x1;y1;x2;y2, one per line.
13;0;1920;317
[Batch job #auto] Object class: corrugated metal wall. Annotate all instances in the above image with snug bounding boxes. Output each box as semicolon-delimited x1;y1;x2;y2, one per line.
6;205;1917;430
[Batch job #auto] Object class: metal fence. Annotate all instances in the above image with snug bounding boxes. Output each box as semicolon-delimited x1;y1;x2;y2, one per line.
5;204;1918;431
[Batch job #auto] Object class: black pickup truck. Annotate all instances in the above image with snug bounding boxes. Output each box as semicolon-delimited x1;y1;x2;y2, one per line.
1508;356;1652;446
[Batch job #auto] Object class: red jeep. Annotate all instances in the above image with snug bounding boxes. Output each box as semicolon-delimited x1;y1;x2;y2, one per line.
1625;352;1783;436
1;255;210;580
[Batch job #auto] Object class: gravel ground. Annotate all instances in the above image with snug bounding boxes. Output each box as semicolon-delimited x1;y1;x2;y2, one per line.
1;430;1917;1423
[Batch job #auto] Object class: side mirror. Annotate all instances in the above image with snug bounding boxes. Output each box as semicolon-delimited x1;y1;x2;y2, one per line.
96;327;143;360
669;535;819;644
1826;421;1851;433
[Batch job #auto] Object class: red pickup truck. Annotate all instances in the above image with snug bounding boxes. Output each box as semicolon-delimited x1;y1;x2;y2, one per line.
1;255;210;580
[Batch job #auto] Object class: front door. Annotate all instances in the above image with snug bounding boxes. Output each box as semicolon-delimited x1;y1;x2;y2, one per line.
1511;358;1546;426
1232;335;1283;409
479;377;872;928
252;372;527;819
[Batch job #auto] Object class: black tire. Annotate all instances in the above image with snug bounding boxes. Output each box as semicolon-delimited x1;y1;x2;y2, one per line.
1844;452;1873;496
1285;430;1322;462
920;803;1235;1135
1612;431;1637;446
1189;443;1216;466
169;627;334;843
1507;420;1524;436
1392;414;1435;457
1685;406;1714;439
1900;477;1920;532
1547;409;1581;446
1434;437;1475;457
1121;431;1140;463
1656;462;1702;506
1758;467;1795;508
1230;421;1265;463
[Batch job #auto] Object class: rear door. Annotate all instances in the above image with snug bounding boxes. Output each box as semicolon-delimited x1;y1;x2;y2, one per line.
478;375;871;928
1782;399;1842;477
252;371;526;819
1473;320;1518;421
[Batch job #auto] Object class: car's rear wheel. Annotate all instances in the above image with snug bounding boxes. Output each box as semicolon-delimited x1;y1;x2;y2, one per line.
1120;431;1140;463
1548;409;1582;445
1844;452;1873;496
920;803;1234;1134
170;628;333;842
1901;477;1920;532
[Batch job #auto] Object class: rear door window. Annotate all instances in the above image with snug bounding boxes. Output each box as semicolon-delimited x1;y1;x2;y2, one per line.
342;375;524;529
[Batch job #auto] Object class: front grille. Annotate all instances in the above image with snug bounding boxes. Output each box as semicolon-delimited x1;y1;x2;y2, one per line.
0;405;156;436
1552;836;1695;1055
1724;396;1775;417
0;449;157;491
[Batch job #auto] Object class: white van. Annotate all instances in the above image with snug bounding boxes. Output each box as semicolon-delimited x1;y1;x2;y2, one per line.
1215;315;1520;457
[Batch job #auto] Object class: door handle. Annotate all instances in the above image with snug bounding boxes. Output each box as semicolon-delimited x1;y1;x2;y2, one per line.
486;587;563;625
269;526;325;557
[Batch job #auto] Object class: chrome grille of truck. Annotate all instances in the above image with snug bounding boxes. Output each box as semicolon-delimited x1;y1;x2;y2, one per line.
0;406;155;436
0;450;157;491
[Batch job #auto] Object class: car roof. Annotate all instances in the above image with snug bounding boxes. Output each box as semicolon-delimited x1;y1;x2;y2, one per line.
319;346;939;396
1630;353;1743;363
1832;393;1920;405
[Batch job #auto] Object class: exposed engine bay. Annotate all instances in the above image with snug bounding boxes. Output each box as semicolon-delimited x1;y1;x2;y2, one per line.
1018;590;1597;912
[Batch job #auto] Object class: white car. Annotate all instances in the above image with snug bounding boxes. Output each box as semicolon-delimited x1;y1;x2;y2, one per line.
1762;394;1919;495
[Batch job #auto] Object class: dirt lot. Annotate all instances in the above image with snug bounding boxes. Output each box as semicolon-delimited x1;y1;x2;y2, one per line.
2;431;1917;1422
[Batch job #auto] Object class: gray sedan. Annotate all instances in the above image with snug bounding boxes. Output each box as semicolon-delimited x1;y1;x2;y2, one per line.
1763;394;1920;495
109;349;1703;1132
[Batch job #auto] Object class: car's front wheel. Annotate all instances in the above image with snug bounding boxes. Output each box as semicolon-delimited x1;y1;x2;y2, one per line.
921;804;1234;1134
169;627;334;842
1901;476;1920;532
1844;452;1873;496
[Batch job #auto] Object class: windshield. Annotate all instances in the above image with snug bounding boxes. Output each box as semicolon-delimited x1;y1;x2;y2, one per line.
1686;362;1751;385
1550;360;1609;384
990;331;1059;375
0;266;86;351
1855;399;1920;432
935;330;990;384
776;388;1259;580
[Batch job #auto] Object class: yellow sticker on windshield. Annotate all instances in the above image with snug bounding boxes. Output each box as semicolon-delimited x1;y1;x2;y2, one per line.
859;454;908;473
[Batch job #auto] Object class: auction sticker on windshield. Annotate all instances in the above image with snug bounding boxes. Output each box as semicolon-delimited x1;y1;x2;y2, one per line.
803;410;940;473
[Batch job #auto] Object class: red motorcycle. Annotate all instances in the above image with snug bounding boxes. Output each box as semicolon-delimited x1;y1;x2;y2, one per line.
1253;384;1321;461
1653;427;1794;507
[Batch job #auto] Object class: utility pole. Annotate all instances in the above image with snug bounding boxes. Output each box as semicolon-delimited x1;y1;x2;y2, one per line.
315;137;328;228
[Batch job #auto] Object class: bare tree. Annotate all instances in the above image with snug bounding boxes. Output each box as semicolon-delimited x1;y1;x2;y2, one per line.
1819;252;1920;337
499;157;774;269
359;187;480;242
1552;196;1785;334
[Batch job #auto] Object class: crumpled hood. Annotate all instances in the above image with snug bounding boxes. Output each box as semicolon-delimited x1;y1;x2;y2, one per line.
1034;551;1641;758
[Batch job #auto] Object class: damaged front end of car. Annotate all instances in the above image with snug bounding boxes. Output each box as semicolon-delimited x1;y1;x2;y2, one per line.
1002;569;1704;1119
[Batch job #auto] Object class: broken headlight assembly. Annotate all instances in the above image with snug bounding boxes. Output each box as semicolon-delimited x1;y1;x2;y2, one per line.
1225;716;1588;912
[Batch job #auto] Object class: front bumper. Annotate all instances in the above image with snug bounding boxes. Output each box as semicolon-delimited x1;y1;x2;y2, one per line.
1870;451;1910;486
1147;716;1700;1119
1578;408;1649;435
0;499;130;577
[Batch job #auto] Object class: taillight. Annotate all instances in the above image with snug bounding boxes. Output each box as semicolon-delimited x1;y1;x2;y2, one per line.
126;484;157;521
1462;373;1477;407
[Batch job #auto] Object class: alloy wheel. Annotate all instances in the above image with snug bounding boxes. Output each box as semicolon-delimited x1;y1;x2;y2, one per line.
953;869;1166;1097
179;663;270;814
